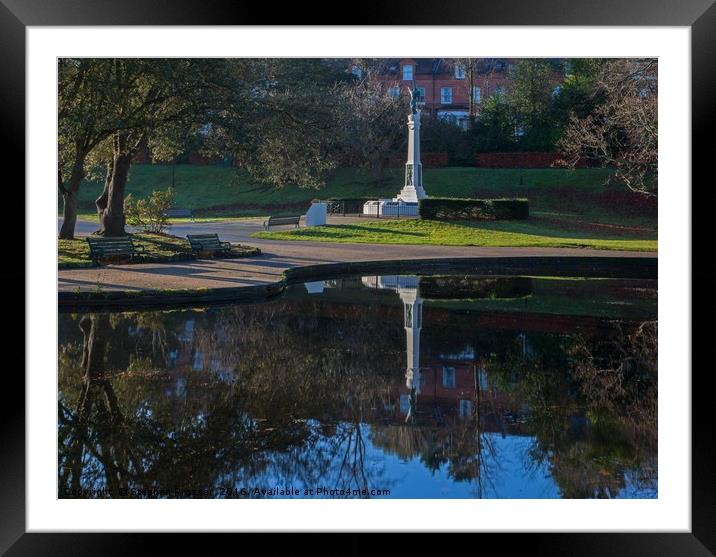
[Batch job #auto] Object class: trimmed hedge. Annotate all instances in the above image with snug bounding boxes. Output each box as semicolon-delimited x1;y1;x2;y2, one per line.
419;197;529;221
419;276;533;300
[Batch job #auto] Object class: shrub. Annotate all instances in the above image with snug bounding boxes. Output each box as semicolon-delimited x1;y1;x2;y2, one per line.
125;187;175;233
419;197;529;221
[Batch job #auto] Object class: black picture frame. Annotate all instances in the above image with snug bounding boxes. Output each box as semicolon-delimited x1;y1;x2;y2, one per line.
5;0;713;553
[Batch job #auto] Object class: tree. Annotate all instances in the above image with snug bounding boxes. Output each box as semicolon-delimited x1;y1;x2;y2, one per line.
93;59;224;236
334;75;408;183
470;95;517;152
446;58;480;129
509;59;561;151
58;59;115;239
214;58;349;189
557;59;658;196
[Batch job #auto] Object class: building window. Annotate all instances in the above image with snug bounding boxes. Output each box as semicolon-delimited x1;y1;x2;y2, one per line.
440;87;453;104
442;367;456;388
471;86;481;103
454;64;466;79
388;86;400;99
351;65;362;79
402;64;413;81
459;399;472;418
415;86;426;102
493;85;505;99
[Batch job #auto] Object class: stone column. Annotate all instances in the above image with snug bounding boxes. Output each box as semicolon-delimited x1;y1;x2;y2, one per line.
397;109;427;203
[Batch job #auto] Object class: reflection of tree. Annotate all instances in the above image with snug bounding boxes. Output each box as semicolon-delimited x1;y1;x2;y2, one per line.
58;302;406;498
58;298;658;499
490;322;658;498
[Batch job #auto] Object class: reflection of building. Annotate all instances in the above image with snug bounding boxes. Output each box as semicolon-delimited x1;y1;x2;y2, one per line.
361;275;527;431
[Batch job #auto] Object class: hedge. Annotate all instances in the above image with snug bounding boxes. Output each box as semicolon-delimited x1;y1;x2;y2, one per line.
418;276;533;300
419;197;529;221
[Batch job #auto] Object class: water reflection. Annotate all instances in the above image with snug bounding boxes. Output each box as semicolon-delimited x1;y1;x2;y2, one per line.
58;274;657;498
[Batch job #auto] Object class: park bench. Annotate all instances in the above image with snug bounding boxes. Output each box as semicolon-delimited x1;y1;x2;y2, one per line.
186;233;232;256
263;215;301;231
86;236;146;265
166;208;195;221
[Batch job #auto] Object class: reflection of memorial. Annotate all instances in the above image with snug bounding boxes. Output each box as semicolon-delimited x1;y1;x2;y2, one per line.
362;275;478;423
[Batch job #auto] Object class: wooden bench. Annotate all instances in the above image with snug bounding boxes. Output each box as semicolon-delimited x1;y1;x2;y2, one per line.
86;236;146;265
186;233;232;256
166;208;195;221
263;215;301;231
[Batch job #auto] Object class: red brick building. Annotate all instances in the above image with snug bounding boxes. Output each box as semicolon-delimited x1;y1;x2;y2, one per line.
365;58;565;129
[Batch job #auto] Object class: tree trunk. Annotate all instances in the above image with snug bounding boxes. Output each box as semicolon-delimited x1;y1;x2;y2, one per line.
79;314;108;382
59;192;79;240
97;152;131;236
58;159;85;240
95;162;112;228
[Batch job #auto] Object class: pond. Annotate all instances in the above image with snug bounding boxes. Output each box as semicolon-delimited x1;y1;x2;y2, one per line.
58;273;657;499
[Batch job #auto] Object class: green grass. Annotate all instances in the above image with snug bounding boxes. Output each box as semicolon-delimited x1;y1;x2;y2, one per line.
251;218;657;252
63;163;656;250
74;213;262;224
64;163;649;221
58;233;259;269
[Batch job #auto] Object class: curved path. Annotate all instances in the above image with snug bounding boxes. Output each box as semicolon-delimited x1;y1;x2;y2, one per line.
58;217;656;293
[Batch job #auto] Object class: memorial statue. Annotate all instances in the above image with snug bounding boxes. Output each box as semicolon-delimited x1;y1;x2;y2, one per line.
408;85;419;114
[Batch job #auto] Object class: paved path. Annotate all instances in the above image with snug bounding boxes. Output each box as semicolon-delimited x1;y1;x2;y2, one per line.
58;218;656;292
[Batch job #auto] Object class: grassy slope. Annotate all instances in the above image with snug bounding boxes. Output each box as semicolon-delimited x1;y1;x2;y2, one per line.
252;219;657;251
69;164;631;217
66;164;656;249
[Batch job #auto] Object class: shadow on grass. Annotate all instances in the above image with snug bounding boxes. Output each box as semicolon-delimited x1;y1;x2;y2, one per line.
277;224;425;238
453;216;656;241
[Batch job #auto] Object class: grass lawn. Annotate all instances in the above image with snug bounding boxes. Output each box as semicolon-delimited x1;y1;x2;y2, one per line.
73;213;261;224
251;218;657;252
63;163;656;250
64;163;653;222
58;233;260;269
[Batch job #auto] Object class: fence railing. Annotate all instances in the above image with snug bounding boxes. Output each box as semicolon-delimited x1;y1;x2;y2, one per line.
319;199;419;218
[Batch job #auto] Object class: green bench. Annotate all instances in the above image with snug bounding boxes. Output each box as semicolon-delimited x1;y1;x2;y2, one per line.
187;233;232;256
263;215;301;231
86;236;146;265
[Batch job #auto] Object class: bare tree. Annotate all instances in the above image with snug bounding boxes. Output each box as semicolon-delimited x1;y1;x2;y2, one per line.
335;75;408;183
558;59;658;196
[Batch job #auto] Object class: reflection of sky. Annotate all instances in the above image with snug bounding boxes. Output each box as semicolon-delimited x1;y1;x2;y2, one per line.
231;425;655;499
348;432;561;499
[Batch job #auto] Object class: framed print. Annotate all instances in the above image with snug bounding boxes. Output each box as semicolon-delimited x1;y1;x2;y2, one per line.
4;0;714;553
